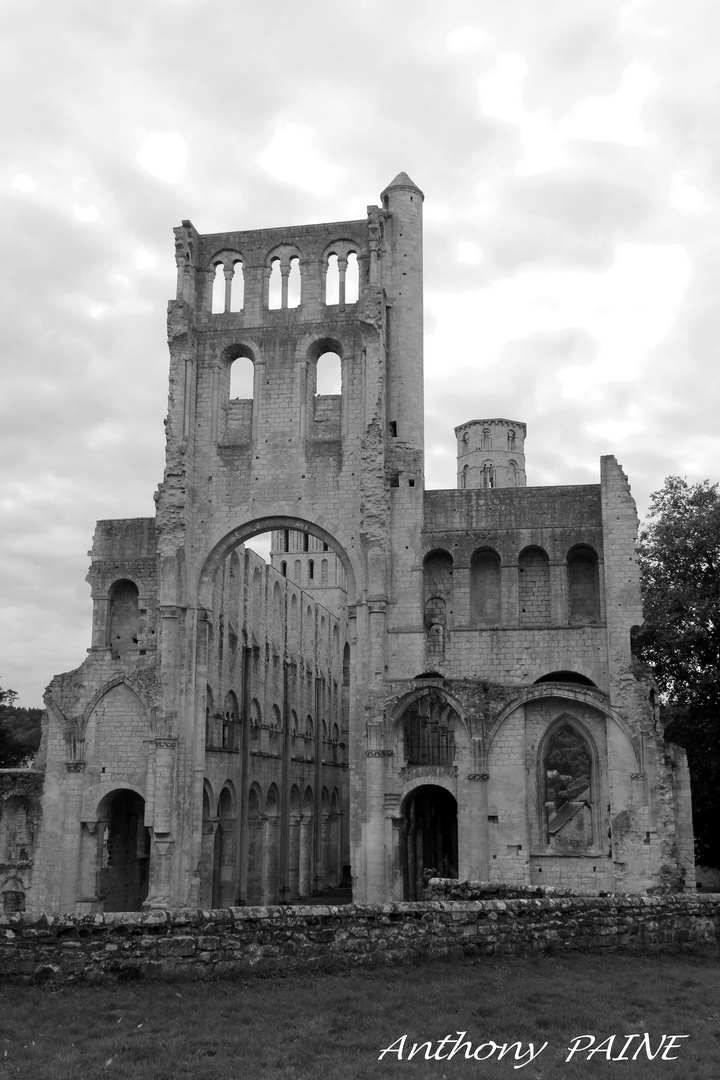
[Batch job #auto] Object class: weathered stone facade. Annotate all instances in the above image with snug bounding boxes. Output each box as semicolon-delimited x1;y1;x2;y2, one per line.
14;172;694;914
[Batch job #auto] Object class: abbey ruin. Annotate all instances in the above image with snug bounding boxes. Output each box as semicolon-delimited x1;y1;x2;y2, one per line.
1;173;695;913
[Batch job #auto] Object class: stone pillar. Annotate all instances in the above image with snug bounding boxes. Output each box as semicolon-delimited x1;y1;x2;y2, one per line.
144;736;177;909
299;816;312;898
289;814;301;899
76;818;101;913
262;816;279;904
59;762;86;912
464;772;490;880
200;820;216;909
365;729;387;902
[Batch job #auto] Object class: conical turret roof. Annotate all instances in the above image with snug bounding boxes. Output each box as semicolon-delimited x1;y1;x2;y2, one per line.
381;172;424;201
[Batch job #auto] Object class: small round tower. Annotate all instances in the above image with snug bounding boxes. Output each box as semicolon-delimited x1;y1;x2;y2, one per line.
455;418;527;489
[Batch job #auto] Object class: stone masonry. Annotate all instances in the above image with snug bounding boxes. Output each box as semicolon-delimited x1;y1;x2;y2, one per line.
3;173;694;914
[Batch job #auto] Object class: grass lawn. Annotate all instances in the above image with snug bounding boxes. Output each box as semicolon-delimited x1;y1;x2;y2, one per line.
0;952;718;1079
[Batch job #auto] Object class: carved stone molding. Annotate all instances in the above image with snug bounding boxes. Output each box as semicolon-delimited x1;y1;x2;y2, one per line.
468;773;489;782
65;762;86;773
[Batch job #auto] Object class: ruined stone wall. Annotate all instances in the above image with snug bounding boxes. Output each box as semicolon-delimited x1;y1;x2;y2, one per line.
0;895;717;983
0;772;43;914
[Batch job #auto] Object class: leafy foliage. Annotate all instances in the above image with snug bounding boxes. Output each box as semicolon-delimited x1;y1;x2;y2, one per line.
0;681;42;767
634;477;720;866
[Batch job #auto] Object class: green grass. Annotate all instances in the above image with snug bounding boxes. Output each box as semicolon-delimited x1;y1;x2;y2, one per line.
0;953;718;1079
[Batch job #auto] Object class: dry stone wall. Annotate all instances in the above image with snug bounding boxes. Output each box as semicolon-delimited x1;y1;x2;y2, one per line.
0;895;717;983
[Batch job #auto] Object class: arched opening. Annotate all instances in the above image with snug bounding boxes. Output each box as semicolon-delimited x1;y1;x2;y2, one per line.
345;252;359;303
222;690;239;751
401;691;457;767
423;550;453;646
230;260;244;311
211;262;226;313
268;258;282;309
287;257;301;307
567;546;600;623
542;722;595;852
108;580;140;657
325;253;340;304
212;785;236;908
229;356;254;399
534;671;597;687
98;789;150;912
315;351;342;395
401;786;458;900
470;549;501;625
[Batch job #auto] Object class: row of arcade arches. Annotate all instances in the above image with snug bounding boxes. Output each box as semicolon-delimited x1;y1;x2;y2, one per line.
423;544;601;631
209;252;361;313
201;781;343;907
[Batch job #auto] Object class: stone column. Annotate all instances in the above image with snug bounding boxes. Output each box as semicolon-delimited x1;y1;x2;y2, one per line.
262;816;279;904
76;818;101;914
144;736;177;909
289;814;301;899
299;816;312;898
59;762;86;912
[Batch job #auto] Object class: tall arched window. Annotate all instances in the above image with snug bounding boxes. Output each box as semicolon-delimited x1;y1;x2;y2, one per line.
470;550;501;625
481;461;495;488
325;254;340;305
223;691;239;750
402;691;457;767
316;351;342;395
229;356;254;399
287;257;301;307
211;263;226;313
268;258;282;309
481;428;491;450
423;550;453;632
108;580;140;657
567;546;600;623
345;252;359;302
230;261;244;311
542;721;595;852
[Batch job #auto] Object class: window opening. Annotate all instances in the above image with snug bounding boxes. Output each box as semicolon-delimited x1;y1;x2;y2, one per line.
211;263;226;313
345;252;359;303
229;356;254;399
316;351;341;395
287;257;301;307
325;254;340;305
268;259;282;309
230;261;244;311
543;724;593;851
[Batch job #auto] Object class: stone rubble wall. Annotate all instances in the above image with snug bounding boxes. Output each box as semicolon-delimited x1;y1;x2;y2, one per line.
0;895;717;983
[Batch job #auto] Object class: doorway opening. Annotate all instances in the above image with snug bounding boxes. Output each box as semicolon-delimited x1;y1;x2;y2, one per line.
98;789;150;912
401;785;458;900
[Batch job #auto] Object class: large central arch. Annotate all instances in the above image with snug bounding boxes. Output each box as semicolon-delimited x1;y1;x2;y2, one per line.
195;514;359;608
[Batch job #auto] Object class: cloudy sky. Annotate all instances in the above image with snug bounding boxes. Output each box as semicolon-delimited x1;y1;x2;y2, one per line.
2;0;719;705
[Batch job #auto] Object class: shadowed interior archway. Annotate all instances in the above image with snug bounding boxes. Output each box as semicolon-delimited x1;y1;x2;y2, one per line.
400;785;458;900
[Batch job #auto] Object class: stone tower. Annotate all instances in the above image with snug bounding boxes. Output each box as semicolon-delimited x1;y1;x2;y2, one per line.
455;418;527;489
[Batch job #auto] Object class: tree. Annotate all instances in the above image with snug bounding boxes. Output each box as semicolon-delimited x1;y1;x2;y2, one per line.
633;476;720;867
0;681;43;768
